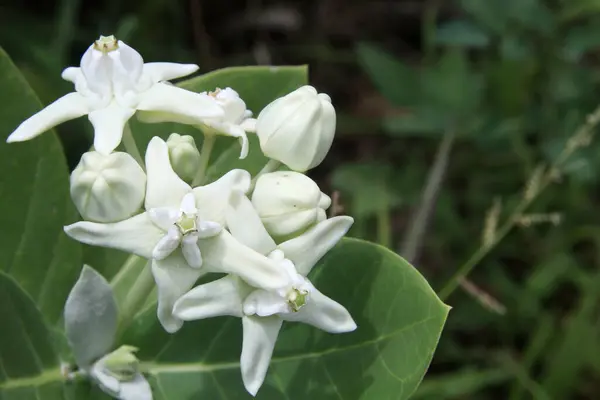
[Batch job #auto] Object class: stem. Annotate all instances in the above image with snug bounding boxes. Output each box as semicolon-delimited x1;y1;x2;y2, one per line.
192;133;216;187
439;105;600;300
249;159;281;190
376;194;392;248
122;123;144;169
115;261;154;338
422;0;442;63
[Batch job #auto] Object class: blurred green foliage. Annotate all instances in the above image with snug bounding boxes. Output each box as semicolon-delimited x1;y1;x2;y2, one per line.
3;0;600;398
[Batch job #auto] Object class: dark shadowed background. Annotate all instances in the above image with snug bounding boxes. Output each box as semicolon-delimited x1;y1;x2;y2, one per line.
2;0;600;398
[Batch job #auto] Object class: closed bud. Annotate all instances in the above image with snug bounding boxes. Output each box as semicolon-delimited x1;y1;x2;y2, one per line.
101;345;140;382
251;171;331;238
70;151;145;223
166;133;201;182
256;86;336;171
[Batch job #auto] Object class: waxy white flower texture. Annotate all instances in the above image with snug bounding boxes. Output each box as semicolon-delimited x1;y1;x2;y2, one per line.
139;87;255;159
6;35;222;154
173;194;356;396
64;137;290;333
256;85;336;171
70;151;146;223
91;346;152;400
252;171;332;238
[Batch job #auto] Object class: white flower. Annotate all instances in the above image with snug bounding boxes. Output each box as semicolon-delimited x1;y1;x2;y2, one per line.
255;85;336;171
251;171;331;239
6;35;222;155
138;87;256;159
173;193;356;396
70;151;146;223
166;133;201;183
64;137;290;333
91;346;152;400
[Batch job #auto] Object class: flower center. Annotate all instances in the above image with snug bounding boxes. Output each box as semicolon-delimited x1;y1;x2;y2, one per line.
208;88;222;98
175;214;197;235
286;287;309;312
93;35;119;53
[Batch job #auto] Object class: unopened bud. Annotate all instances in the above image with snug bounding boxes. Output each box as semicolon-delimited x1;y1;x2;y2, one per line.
166;133;201;182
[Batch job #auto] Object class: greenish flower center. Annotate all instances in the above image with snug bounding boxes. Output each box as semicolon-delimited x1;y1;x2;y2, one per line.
103;345;139;382
94;35;119;53
176;214;197;235
287;288;309;312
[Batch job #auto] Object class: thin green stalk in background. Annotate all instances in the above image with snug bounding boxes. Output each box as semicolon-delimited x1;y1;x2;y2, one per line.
192;133;216;186
376;190;392;248
122;123;145;169
439;105;600;300
249;159;281;190
115;259;154;339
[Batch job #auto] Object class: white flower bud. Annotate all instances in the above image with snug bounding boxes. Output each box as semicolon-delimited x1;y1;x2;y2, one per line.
166;133;201;182
70;151;146;223
255;85;336;171
251;171;331;238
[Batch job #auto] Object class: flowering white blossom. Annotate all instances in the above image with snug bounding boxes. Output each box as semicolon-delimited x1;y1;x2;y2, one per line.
91;346;152;400
6;35;222;154
173;193;355;396
64;137;290;333
70;151;146;223
138;87;255;158
252;171;331;238
255;85;336;171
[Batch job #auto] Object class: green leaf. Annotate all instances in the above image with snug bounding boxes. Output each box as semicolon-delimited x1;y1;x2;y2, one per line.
435;20;490;48
0;47;82;326
123;238;449;399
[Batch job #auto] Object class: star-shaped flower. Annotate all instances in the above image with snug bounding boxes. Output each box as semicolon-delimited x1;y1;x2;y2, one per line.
7;35;222;154
64;137;290;333
173;193;356;395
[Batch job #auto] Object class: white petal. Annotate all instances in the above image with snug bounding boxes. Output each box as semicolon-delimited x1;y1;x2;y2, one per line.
200;231;289;290
136;83;223;120
181;233;202;268
241;315;282;397
277;216;354;276
142;62;199;82
145;137;192;209
239;118;257;133
209;123;248;159
7;92;89;143
64;213;162;259
148;207;180;231
88;102;135;155
91;362;120;396
118;373;153;400
192;169;251;225
173;275;247;320
243;290;289;317
226;191;276;255
180;192;197;215
197;220;222;238
152;226;181;260
282;287;357;333
151;254;205;333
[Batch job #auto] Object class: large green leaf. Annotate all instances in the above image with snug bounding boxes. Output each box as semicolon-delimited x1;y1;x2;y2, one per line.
0;47;81;325
121;238;449;399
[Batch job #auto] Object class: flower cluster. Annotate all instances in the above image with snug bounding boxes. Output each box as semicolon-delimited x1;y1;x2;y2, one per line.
8;35;355;398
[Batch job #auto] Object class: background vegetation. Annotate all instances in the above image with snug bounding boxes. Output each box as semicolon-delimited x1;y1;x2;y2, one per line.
2;0;600;398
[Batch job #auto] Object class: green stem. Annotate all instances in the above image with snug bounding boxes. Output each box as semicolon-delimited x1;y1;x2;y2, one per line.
249;159;281;191
115;261;154;338
122;123;145;169
192;133;216;187
376;197;392;248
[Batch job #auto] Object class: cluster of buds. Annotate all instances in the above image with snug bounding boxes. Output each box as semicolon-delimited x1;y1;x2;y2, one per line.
7;35;354;399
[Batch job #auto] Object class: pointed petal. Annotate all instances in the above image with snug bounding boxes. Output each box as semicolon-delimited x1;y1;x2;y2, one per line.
173;275;247;320
180;192;197;215
152;226;181;260
148;207;180;231
64;213;162;259
277;216;354;276
200;231;289;289
209;124;248;159
88;102;135;155
145;136;192;209
239;118;257;133
192;169;251;225
226;191;276;255
282;287;357;333
241;315;282;396
7;92;89;143
118;373;153;400
151;254;205;333
243;289;289;317
181;233;202;268
91;362;120;396
197;220;222;238
142;62;199;82
136;83;223;120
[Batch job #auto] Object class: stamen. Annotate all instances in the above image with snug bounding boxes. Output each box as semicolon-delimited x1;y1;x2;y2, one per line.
287;288;309;312
94;35;119;53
